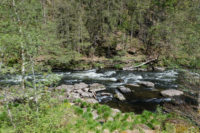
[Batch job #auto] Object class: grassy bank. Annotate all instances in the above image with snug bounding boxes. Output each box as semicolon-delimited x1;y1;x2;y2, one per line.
0;87;198;133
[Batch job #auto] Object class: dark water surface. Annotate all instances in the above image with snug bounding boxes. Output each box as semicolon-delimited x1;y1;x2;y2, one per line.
1;69;196;113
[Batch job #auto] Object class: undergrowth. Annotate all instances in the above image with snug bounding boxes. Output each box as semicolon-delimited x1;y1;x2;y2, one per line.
0;88;199;133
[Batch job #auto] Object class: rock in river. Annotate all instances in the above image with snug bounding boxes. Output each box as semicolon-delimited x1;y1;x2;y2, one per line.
118;86;132;93
161;89;184;97
126;84;140;88
138;81;155;88
89;83;106;92
115;90;126;101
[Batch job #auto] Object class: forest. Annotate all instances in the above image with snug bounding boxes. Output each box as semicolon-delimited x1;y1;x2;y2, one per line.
0;0;200;72
0;0;200;132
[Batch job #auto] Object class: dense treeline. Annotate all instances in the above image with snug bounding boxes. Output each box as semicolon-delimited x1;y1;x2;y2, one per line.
0;0;200;72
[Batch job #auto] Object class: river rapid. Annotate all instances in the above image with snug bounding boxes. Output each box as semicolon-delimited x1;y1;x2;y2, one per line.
0;69;199;113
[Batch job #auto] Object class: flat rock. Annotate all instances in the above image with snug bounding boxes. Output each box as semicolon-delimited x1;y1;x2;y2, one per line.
68;92;81;100
74;89;84;94
83;98;98;104
83;88;89;92
115;90;126;101
74;82;88;90
138;81;155;88
126;84;140;88
89;83;106;92
55;85;74;92
81;92;93;98
118;86;132;93
99;92;113;97
161;89;184;97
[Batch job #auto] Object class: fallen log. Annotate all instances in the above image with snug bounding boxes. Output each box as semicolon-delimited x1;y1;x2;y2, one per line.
133;58;158;68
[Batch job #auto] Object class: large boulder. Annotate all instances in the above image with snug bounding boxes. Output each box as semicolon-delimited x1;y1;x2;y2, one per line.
138;81;155;88
89;83;106;92
161;89;184;97
74;82;88;90
115;90;126;101
118;86;132;93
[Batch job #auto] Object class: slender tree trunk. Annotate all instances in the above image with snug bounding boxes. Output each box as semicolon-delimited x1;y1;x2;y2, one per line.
40;0;47;24
198;90;200;110
52;0;55;20
30;57;38;112
4;90;16;128
13;0;26;90
0;48;3;73
21;41;25;90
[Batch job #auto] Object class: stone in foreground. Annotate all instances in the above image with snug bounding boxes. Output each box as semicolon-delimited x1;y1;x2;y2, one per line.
161;89;184;97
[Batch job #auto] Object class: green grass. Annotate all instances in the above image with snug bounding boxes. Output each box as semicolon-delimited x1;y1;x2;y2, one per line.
0;89;198;133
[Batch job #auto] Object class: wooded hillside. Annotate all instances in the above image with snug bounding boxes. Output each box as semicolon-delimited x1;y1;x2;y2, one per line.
0;0;200;71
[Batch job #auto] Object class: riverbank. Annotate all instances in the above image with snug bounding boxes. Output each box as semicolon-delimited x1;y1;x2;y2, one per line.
0;69;200;131
0;86;199;133
43;54;200;72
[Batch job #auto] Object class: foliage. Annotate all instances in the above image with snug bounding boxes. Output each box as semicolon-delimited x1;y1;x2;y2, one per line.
0;0;199;70
0;86;199;133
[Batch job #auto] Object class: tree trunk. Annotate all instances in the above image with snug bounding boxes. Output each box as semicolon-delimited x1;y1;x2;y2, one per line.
30;57;38;112
13;0;26;90
4;90;16;128
21;42;25;90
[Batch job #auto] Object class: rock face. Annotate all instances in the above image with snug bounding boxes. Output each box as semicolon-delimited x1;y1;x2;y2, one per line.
138;81;155;88
161;89;184;97
118;86;132;93
115;90;126;101
89;83;106;92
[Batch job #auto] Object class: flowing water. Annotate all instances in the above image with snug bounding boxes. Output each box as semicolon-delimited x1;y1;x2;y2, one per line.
0;69;198;113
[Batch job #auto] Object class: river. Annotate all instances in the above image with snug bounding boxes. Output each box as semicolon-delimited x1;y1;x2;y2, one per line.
0;69;199;113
